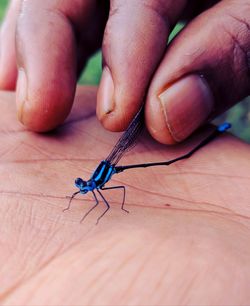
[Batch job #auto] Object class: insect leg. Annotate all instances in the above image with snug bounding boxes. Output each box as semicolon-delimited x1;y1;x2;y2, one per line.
80;190;99;223
101;185;128;213
63;191;80;212
96;189;111;225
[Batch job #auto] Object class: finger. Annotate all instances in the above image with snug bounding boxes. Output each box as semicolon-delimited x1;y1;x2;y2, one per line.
180;0;219;20
97;0;189;131
16;0;101;132
0;0;21;90
146;0;250;144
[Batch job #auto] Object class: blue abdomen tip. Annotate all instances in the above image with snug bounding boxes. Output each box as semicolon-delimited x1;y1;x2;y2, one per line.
217;122;231;132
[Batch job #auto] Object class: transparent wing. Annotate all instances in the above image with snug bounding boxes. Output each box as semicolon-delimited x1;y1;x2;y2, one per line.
105;107;144;166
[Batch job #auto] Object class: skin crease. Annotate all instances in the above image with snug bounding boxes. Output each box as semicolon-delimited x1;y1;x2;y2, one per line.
0;0;249;142
0;87;249;305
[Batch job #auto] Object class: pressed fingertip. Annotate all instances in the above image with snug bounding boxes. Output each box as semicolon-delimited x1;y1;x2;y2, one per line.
97;67;130;132
97;66;120;131
156;75;214;143
97;66;117;130
16;68;75;132
0;25;17;90
0;49;17;90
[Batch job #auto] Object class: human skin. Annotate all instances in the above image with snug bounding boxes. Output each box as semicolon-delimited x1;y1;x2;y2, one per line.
0;0;250;143
0;87;249;305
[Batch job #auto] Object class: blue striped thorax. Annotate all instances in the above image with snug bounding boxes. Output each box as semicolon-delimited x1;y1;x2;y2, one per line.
75;160;116;194
91;160;116;186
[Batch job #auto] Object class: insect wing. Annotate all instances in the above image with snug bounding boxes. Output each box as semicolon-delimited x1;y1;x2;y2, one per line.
106;107;144;165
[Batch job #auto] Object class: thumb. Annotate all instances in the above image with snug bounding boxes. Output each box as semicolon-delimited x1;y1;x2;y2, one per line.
146;1;250;144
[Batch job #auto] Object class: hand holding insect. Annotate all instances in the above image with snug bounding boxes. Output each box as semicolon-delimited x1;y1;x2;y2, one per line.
0;0;249;143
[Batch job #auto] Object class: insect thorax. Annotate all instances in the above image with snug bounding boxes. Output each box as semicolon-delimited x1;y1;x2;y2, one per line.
91;160;115;187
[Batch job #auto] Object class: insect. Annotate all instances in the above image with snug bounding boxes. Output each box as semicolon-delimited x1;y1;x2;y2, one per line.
64;107;231;224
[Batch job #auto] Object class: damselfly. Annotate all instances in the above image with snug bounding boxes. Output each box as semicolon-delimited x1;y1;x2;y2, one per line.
64;108;231;224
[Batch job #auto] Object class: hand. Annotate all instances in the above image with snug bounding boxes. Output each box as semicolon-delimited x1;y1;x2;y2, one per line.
0;87;249;305
0;1;249;143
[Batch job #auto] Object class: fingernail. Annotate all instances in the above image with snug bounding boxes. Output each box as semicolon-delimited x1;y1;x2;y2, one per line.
16;68;27;123
158;75;214;142
98;67;115;115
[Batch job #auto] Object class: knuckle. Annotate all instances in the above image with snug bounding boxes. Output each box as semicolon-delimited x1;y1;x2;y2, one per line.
224;8;250;85
109;0;177;25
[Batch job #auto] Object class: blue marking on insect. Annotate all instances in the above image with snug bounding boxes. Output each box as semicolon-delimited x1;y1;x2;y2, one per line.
63;106;231;224
75;161;116;194
64;160;123;224
217;122;231;132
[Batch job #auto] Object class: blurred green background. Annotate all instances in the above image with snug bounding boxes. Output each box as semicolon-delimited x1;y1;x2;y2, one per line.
0;1;249;142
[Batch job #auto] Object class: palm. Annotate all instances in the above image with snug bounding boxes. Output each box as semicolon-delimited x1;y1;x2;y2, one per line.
1;87;250;305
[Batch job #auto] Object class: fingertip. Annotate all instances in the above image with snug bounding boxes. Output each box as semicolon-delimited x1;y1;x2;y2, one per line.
145;92;176;145
97;103;137;132
97;67;140;132
14;2;79;132
0;33;18;90
17;94;75;133
96;66;117;130
16;69;76;132
98;1;171;133
0;1;20;90
146;75;214;144
0;60;17;90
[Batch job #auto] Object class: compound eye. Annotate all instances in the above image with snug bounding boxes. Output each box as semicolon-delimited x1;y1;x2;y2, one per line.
75;178;86;188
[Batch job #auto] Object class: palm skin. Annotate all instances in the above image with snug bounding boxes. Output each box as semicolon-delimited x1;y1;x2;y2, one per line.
0;87;249;305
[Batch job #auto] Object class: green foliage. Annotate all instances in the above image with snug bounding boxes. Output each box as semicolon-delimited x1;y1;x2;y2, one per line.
0;0;8;21
0;1;249;142
78;51;102;85
169;22;185;42
215;98;250;142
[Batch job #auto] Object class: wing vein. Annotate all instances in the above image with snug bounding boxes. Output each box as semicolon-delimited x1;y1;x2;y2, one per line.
105;107;144;165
